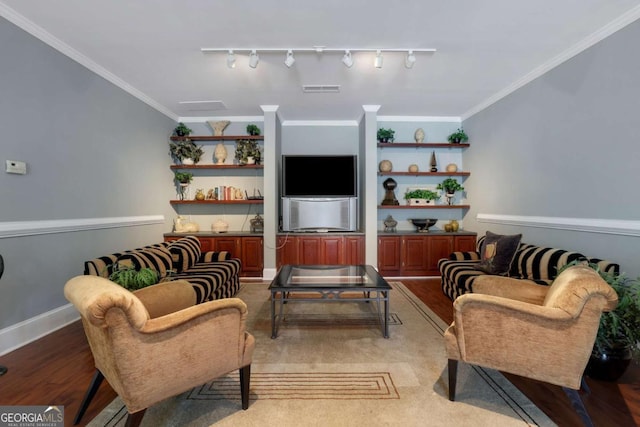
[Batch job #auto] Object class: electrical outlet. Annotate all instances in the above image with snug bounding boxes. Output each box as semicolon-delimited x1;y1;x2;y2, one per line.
6;160;27;175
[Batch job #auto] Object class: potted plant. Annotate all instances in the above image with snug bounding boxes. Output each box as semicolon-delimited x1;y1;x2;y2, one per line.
436;178;465;194
109;265;159;291
377;128;395;143
404;188;439;205
173;122;192;137
169;138;204;164
588;268;640;380
235;139;261;165
447;128;469;144
246;124;261;136
174;171;193;184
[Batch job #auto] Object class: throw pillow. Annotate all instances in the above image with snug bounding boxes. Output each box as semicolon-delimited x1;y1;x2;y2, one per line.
168;236;202;272
474;231;522;275
116;247;173;279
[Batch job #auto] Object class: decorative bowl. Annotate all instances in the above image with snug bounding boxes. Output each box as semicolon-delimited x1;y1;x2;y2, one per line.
409;218;438;232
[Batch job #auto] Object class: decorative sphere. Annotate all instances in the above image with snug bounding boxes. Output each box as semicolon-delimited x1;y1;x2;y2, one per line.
379;160;393;172
446;163;458;172
408;164;419;173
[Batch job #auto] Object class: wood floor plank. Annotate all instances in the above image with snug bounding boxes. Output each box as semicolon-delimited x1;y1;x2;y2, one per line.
0;278;637;427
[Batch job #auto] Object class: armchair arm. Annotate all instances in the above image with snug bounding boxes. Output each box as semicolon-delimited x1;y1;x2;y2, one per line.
449;251;481;261
199;251;231;263
472;275;548;305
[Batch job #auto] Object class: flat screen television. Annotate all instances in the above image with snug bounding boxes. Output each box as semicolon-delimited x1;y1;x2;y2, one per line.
282;155;357;197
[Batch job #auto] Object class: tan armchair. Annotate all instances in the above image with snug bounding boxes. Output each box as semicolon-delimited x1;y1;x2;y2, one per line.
64;275;255;427
444;265;617;426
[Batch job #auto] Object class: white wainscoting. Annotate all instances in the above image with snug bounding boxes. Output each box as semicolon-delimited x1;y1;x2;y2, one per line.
0;215;165;355
0;215;165;239
476;213;640;237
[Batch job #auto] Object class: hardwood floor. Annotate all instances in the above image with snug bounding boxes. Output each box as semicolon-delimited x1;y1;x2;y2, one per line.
0;278;637;427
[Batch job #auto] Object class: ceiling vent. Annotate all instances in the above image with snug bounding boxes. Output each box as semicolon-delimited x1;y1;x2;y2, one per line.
178;100;227;111
302;85;340;93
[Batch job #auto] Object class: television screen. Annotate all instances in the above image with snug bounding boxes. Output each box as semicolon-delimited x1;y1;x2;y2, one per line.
282;155;357;197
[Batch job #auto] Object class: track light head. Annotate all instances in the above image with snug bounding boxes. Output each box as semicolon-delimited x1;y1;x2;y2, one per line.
342;50;353;68
374;50;383;68
284;50;295;68
226;50;236;69
405;50;416;69
249;50;259;68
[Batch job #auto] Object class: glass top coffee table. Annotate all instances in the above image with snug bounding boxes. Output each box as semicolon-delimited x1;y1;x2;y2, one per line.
269;265;391;338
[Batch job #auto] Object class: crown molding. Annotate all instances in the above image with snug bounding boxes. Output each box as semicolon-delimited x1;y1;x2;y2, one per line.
0;215;165;239
476;213;640;237
281;120;358;127
0;4;178;121
462;5;640;120
178;116;264;123
377;116;460;122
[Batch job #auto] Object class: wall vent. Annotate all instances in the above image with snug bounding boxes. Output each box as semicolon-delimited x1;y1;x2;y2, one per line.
302;85;340;93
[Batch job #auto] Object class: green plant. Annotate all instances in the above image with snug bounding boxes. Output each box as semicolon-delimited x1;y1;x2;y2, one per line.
173;122;192;137
404;189;439;200
559;261;640;361
169;138;204;163
377;128;395;142
246;124;261;136
109;265;159;291
174;171;193;184
437;178;464;193
234;139;261;164
447;127;469;143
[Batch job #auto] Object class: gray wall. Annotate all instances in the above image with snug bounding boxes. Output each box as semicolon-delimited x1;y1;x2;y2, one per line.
0;18;175;330
463;19;640;277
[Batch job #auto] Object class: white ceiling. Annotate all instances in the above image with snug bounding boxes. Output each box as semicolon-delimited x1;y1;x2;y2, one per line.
2;1;640;121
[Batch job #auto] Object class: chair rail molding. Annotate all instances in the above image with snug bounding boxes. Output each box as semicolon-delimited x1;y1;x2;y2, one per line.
0;215;165;239
476;213;640;237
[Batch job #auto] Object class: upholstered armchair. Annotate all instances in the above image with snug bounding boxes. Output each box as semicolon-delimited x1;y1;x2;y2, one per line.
444;265;618;426
64;275;255;427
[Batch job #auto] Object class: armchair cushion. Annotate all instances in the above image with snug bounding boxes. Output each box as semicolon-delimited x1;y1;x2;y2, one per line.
474;231;522;275
133;280;197;318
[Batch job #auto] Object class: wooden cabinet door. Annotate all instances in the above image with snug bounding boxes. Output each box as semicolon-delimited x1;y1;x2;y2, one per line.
212;237;241;258
298;236;322;264
320;236;344;265
277;236;299;268
197;237;214;252
427;235;454;275
345;236;365;265
241;237;263;275
378;236;401;275
402;235;430;276
454;235;477;253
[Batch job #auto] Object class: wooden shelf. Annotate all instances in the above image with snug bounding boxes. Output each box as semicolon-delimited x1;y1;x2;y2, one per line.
378;171;470;177
170;135;263;142
378;205;470;209
378;142;470;148
170;164;263;170
170;199;264;205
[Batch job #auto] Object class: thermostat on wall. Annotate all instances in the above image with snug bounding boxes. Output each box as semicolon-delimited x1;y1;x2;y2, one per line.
6;160;27;175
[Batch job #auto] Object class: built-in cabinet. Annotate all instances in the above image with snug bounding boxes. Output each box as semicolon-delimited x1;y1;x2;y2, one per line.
276;234;365;269
164;233;263;277
377;232;476;276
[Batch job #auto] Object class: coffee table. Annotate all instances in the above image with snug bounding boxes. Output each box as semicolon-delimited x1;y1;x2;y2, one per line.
269;265;391;339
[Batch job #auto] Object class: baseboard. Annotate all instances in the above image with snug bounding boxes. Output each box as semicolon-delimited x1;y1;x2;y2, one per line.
0;303;79;356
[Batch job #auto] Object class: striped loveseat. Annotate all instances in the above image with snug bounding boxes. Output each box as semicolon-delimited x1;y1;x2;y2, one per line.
438;234;619;301
84;236;241;303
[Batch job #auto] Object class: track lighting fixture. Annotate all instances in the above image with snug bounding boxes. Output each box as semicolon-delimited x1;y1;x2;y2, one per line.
249;50;259;68
374;50;383;68
284;50;295;67
341;50;353;68
405;50;416;69
226;50;236;68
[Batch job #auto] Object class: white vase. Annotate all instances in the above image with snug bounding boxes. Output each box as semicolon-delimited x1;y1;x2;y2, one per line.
214;143;227;164
414;128;425;143
182;158;194;165
246;156;256;165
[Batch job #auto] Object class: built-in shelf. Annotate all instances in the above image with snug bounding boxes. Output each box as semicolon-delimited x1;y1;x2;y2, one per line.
378;142;470;148
170;200;264;205
170;164;263;170
170;135;263;142
377;205;470;209
378;171;470;177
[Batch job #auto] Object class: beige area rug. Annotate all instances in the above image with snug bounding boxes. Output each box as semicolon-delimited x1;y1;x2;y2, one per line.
88;282;555;427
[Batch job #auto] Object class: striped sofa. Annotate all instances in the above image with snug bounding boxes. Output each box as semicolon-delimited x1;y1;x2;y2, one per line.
84;236;241;303
438;234;619;301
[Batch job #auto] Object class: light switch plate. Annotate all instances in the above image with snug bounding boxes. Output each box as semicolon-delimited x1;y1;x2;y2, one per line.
6;160;27;175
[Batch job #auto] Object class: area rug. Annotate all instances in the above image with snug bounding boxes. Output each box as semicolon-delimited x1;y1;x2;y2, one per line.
88;282;555;426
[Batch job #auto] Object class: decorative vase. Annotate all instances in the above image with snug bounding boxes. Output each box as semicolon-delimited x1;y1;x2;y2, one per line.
208;120;230;136
585;346;633;381
414;128;425;143
195;189;205;201
450;220;459;232
214;143;227;164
